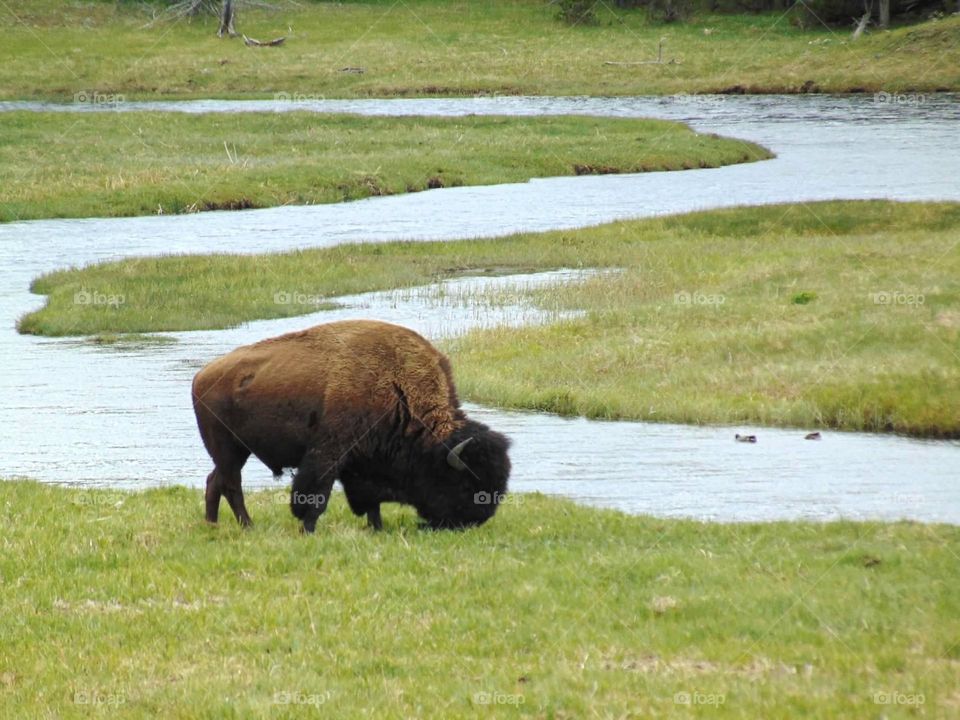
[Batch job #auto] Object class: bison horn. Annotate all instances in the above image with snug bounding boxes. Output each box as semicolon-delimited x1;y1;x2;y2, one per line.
446;437;473;471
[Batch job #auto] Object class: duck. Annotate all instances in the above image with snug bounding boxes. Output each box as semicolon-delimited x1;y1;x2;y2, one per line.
735;433;757;443
805;431;822;440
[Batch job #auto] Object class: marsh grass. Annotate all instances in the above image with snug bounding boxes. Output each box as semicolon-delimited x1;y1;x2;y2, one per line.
20;201;960;436
2;1;958;99
0;111;768;221
1;479;958;718
85;332;178;345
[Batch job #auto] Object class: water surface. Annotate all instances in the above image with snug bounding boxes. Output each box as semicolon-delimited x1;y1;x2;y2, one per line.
1;95;958;522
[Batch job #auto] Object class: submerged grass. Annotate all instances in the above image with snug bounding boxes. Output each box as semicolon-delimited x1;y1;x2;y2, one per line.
2;1;958;99
1;479;958;718
19;201;960;437
0;111;767;221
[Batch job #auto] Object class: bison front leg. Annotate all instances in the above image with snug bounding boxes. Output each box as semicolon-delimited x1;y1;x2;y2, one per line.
291;448;339;533
366;505;383;531
340;468;382;531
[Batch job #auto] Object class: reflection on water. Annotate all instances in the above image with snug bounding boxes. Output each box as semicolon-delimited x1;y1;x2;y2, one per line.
1;95;958;522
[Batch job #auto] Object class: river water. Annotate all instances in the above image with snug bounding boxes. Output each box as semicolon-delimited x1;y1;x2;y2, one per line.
1;94;958;522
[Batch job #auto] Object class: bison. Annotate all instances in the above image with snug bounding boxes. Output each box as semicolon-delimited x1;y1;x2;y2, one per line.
191;320;511;532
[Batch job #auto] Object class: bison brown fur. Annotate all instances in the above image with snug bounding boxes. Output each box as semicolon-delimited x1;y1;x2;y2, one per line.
191;320;511;532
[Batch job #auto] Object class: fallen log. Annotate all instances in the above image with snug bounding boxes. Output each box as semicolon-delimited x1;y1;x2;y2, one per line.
243;34;286;47
603;59;681;66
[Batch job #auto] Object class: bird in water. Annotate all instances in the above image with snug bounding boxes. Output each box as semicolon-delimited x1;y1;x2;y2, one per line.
735;433;757;443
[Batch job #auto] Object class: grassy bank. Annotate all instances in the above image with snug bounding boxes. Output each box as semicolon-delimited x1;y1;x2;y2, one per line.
2;1;958;100
1;479;957;718
19;201;960;437
0;111;768;222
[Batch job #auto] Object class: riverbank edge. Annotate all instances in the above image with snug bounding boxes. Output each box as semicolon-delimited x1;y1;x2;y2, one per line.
0;112;771;223
16;200;960;440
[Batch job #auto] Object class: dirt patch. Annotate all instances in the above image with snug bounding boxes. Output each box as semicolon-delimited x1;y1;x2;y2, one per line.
338;175;387;197
200;198;257;211
54;598;131;614
934;311;960;329
602;654;815;679
650;595;678;614
713;82;895;95
573;163;621;175
366;84;524;98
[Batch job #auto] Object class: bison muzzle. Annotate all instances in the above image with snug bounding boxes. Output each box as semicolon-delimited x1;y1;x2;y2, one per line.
191;320;511;532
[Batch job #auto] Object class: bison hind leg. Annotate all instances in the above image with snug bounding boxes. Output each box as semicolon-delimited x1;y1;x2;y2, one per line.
205;469;221;524
205;456;252;528
221;464;253;528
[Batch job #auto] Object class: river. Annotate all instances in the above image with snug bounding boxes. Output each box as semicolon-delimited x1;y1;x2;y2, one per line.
1;94;957;522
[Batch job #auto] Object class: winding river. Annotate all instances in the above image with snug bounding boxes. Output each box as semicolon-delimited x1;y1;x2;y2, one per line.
1;94;958;523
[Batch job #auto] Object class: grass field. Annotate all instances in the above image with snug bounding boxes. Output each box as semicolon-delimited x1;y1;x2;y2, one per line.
2;1;958;100
19;200;960;437
1;479;957;718
0;111;767;222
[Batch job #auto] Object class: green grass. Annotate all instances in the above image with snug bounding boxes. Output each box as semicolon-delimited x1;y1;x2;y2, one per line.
2;1;958;100
19;200;960;437
1;479;957;718
83;332;179;346
0;111;768;221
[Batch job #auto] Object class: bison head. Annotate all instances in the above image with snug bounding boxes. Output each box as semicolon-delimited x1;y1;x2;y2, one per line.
413;420;512;529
